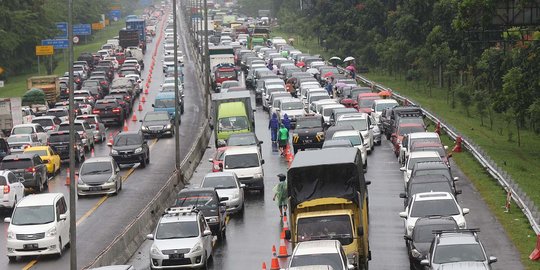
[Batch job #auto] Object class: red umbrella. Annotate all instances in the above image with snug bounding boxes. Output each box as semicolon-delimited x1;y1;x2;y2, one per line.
296;61;305;67
378;90;392;97
323;71;334;77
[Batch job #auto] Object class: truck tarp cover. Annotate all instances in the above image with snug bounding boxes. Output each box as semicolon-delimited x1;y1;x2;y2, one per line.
288;148;362;208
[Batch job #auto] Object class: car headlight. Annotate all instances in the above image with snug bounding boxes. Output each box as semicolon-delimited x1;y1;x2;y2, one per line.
141;126;149;131
46;227;57;237
7;230;15;239
207;217;218;223
254;173;263;179
111;149;118;155
134;147;143;153
107;176;116;183
411;248;423;259
165;124;172;129
150;244;163;256
190;242;203;253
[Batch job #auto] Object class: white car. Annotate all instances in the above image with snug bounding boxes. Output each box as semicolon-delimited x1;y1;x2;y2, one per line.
400;132;442;165
371;99;399;119
275;98;305;122
332;130;367;171
400;151;442;187
7;134;43;153
147;207;213;269
288;240;354;270
0;170;25;209
399;192;468;237
335;113;374;153
5;193;70;261
220;80;240;93
11;123;49;144
200;172;245;213
320;104;345;126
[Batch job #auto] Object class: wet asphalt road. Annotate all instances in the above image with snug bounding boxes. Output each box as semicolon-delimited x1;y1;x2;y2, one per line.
0;7;206;270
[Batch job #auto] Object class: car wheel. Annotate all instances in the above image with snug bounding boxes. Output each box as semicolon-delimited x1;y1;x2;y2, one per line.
56;238;63;258
140;156;146;168
201;252;208;270
181;104;184;114
293;147;298;154
35;179;42;193
8;256;16;263
113;182;119;195
43;175;48;189
146;153;150;164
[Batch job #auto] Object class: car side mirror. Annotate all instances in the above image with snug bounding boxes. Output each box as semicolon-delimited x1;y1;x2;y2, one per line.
365;180;371;185
453;177;459;181
258;141;263;145
75;171;79;176
4;217;11;223
399;211;407;218
403;235;412;241
146;234;154;240
260;159;265;165
208;158;213;163
399;193;407;199
151;104;155;108
18;177;25;183
420;259;429;266
240;183;246;188
59;214;67;221
399;166;406;171
284;229;291;240
488;256;497;264
462;208;470;215
456;190;462;195
203;229;212;236
139;120;143;122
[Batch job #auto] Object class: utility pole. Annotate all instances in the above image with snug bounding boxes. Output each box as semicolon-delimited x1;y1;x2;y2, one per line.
204;0;210;101
173;0;182;184
67;0;77;268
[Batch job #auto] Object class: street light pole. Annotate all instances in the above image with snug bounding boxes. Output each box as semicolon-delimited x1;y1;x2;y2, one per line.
204;0;210;98
67;0;77;268
173;0;181;184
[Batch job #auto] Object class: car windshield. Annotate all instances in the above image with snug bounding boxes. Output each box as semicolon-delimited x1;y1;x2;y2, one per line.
11;127;33;135
155;221;199;239
145;113;169;121
296;119;321;129
49;134;70;143
217;70;237;78
411;199;460;217
202;176;237;189
310;95;330;103
11;205;55;225
398;126;425;135
1;159;33;170
8;136;31;143
323;107;340;117
24;150;48;156
433;243;486;263
224;153;259;169
59;124;84;132
412;147;446;157
337;118;368;131
290;254;343;270
376;102;397;112
161;85;175;92
333;134;362;146
297;215;353;246
81;161;112;175
408;157;441;170
413;223;457;243
114;134;142;146
77;117;97;125
228;135;256;146
359;98;376;108
409;182;452;196
282;101;303;110
175;194;217;209
164;56;175;62
155;98;175;108
32;119;53;127
414;169;451;179
218;116;249;131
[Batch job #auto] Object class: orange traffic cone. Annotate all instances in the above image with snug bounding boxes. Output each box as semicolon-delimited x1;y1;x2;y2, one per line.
281;213;289;240
132;113;137;122
123;120;129;132
138;102;143;111
262;262;267;270
65;168;71;186
91;148;95;157
107;133;113;146
278;238;288;258
144;87;149;95
270;245;280;270
141;96;146;103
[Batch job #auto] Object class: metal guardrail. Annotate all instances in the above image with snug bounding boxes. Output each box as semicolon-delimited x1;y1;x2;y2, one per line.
349;73;540;234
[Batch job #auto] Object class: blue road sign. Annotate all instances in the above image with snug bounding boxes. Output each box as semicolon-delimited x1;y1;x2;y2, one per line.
55;22;68;39
74;24;92;35
109;10;122;21
41;39;69;49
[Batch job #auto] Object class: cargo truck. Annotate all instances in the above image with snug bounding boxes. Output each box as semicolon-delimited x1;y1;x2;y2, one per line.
125;18;146;53
211;91;255;147
285;148;371;269
26;75;60;106
0;98;34;136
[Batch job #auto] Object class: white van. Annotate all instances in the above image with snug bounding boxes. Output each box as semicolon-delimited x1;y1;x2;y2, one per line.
4;193;70;261
222;146;265;192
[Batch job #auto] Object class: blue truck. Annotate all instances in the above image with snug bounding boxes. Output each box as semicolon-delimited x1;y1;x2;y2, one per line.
125;18;146;53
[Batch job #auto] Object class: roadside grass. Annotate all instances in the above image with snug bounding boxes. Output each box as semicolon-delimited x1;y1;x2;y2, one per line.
272;28;540;269
0;21;125;98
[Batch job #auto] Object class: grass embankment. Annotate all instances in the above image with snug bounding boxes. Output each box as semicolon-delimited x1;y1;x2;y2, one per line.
0;21;125;98
272;28;539;269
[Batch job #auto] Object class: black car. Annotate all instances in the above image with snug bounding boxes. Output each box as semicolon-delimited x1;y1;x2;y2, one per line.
400;175;461;207
174;188;227;240
92;99;125;125
140;111;174;137
48;131;86;163
110;131;150;168
0;153;48;192
291;115;325;153
404;217;458;270
0;138;11;161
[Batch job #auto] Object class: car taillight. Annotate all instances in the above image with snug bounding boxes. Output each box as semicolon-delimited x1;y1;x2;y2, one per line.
3;185;10;194
92;109;100;114
213;164;220;171
26;167;36;173
112;108;121;113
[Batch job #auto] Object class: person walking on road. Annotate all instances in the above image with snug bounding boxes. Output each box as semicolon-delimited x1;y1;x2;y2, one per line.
273;173;288;217
283;114;291;131
269;112;279;143
278;123;289;156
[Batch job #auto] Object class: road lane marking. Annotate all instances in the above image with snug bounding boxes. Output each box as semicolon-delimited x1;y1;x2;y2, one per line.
22;260;37;270
76;196;108;226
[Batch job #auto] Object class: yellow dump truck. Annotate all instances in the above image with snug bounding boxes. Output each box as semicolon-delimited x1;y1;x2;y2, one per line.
285;148;371;269
26;75;60;106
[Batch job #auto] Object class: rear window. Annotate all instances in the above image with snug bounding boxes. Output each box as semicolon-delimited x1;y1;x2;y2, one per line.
77;117;97;125
49;134;70;143
0;176;6;185
95;101;117;109
58;124;84;132
114;134;142;146
47;110;68;117
32;119;54;127
1;159;33;170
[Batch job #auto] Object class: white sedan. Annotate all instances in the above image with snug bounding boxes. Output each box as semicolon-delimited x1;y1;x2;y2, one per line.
0;170;25;209
200;172;245;214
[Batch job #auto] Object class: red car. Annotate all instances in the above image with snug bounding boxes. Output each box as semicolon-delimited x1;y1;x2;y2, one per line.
410;141;451;166
209;147;229;172
357;93;380;113
391;123;425;157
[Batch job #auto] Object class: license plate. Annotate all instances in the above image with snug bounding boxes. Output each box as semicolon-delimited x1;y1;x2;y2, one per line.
303;140;312;143
89;187;102;191
23;244;38;250
169;253;183;259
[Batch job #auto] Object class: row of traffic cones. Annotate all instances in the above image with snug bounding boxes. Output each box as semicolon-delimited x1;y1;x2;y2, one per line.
264;213;290;269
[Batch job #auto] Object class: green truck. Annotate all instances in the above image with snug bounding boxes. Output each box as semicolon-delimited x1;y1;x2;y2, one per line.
211;91;255;147
285;148;371;269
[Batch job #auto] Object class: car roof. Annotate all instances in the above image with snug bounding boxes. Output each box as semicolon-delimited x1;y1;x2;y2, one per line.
224;145;259;155
178;187;217;196
413;192;453;201
156;92;176;99
83;156;114;163
322;139;353;148
413;161;448;170
204;171;237;178
4;153;38;160
290;148;359;168
373;99;398;104
24;146;50;151
228;132;256;138
18;193;63;207
294;240;340;256
438;231;479;246
33;116;56;120
409;151;442;159
13;123;39;128
414;216;458;228
333;130;361;137
409;132;439;139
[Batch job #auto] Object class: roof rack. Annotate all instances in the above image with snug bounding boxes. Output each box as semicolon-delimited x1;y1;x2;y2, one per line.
433;228;480;235
163;206;199;216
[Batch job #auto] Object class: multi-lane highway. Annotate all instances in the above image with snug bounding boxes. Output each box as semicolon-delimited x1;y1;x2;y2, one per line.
0;7;205;269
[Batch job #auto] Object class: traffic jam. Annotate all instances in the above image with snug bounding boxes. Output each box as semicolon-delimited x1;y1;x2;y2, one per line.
0;1;504;270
